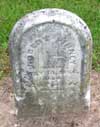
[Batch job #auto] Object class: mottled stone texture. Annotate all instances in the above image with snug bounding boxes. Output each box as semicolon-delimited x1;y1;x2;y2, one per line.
9;9;92;119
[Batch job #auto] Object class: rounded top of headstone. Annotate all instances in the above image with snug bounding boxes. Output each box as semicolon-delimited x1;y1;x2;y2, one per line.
9;8;92;44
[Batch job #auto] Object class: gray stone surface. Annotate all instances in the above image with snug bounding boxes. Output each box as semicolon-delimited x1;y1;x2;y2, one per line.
9;9;92;118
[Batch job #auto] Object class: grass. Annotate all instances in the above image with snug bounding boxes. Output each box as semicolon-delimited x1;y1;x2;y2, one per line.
0;0;100;78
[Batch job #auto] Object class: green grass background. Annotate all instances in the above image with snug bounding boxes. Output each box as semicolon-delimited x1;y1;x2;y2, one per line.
0;0;100;78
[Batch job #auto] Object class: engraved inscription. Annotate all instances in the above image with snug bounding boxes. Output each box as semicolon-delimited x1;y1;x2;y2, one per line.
20;23;81;103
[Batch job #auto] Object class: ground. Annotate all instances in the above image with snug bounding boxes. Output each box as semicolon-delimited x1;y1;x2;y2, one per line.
0;71;100;127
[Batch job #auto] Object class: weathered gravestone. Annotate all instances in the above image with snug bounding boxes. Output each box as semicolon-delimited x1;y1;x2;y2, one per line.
9;9;92;119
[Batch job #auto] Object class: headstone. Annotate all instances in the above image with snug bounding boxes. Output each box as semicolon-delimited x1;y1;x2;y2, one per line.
9;9;92;119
